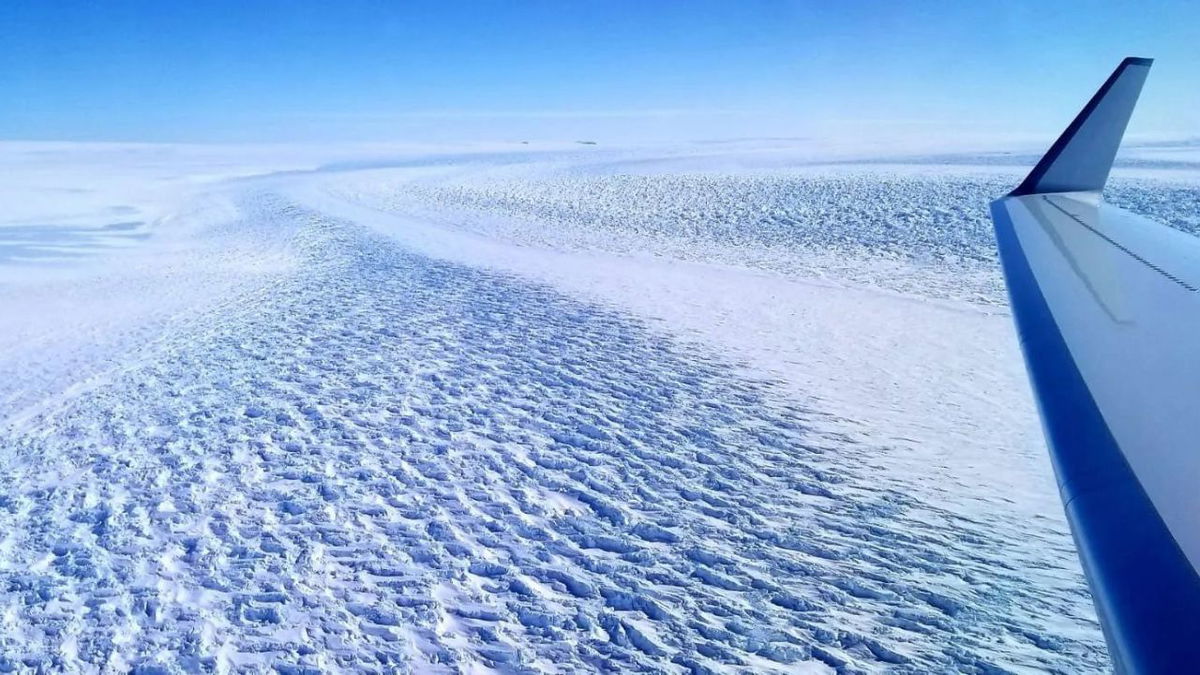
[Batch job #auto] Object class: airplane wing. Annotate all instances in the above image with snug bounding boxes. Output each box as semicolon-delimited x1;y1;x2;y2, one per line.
991;57;1200;672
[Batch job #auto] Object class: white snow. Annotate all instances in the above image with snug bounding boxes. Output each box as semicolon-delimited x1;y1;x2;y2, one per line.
3;140;1198;673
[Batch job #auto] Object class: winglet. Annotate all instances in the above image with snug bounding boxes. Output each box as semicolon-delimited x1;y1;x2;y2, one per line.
1010;57;1153;196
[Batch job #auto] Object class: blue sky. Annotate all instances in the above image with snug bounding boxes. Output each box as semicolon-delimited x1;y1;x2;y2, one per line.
2;0;1197;145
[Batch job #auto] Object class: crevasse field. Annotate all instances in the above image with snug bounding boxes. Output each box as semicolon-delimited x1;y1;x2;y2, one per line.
2;141;1199;673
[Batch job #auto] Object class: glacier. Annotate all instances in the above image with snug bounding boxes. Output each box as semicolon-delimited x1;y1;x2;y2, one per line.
3;140;1198;673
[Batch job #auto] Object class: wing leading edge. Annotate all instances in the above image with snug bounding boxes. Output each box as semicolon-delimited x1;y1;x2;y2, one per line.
991;58;1200;673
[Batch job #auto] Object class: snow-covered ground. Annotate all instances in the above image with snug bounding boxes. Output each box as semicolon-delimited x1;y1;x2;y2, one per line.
2;141;1198;673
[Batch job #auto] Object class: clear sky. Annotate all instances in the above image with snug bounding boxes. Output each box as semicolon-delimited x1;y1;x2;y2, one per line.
2;0;1198;145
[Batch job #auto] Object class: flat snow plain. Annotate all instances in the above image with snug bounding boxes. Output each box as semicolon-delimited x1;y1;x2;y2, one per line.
2;141;1199;673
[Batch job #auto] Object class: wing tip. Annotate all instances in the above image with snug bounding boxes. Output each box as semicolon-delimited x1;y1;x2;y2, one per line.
1008;57;1153;197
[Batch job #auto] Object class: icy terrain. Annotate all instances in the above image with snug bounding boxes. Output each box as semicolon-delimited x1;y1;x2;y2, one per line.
2;141;1198;673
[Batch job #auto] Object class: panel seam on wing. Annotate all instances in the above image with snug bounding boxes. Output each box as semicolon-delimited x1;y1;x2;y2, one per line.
1041;195;1198;292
